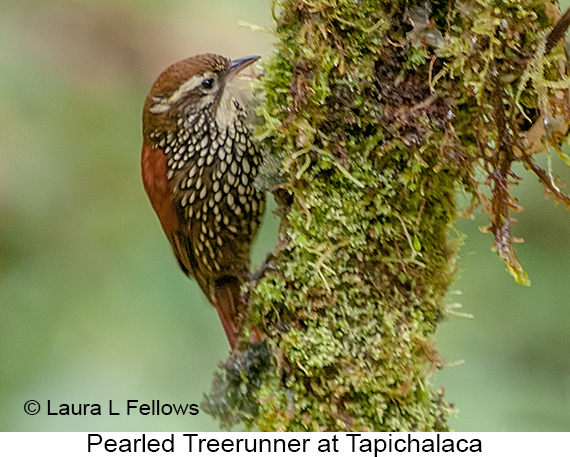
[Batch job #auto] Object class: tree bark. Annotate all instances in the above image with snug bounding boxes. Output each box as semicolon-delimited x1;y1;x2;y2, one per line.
204;0;570;431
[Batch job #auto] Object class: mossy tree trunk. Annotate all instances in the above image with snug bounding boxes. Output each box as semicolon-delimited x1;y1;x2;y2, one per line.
204;0;570;431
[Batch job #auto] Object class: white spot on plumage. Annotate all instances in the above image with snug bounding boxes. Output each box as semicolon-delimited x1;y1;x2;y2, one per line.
200;136;209;150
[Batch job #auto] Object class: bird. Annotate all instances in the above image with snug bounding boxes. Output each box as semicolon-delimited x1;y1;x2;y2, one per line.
141;54;265;349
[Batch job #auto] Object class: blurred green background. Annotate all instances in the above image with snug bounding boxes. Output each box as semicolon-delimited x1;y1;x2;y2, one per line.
1;0;569;432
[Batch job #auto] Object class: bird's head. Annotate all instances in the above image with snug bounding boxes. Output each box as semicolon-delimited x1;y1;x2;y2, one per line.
143;53;259;144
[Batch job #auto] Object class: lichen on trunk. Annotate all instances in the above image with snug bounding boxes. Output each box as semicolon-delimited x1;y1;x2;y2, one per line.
203;0;570;431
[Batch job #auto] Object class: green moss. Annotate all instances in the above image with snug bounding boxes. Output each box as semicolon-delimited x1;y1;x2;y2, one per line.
205;0;570;431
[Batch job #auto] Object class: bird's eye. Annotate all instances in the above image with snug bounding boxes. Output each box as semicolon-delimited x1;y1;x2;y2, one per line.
201;78;214;90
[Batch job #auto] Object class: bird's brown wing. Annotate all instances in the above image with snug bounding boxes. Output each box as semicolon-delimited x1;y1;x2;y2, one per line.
141;143;202;281
142;143;240;347
141;144;179;242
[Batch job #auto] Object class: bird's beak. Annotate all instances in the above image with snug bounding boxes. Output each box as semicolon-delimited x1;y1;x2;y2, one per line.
227;55;260;80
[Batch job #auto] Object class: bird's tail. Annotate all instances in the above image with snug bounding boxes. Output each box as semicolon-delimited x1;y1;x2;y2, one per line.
212;277;242;349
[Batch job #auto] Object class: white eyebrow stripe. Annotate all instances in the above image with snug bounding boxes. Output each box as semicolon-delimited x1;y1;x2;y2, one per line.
149;99;171;114
149;72;215;114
